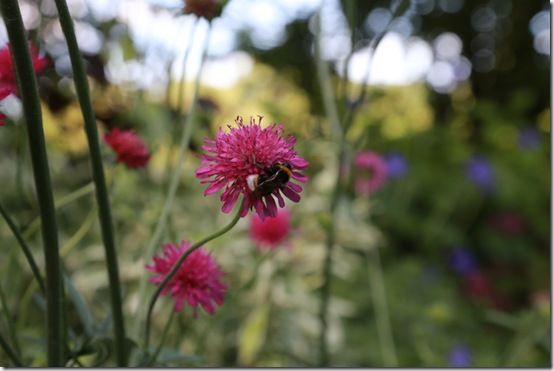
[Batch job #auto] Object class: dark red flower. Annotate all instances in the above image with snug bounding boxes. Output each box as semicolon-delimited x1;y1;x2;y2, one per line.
183;0;226;20
0;43;48;126
103;128;150;169
489;212;526;236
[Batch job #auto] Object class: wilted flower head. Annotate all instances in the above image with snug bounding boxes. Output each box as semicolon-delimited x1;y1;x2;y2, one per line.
354;151;388;195
146;241;227;315
103;128;150;169
250;208;291;250
448;247;477;276
385;152;408;178
184;0;226;20
465;155;495;192
0;43;48;125
448;344;472;367
196;116;308;220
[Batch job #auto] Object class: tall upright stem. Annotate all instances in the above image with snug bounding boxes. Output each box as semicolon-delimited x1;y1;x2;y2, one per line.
134;23;211;337
314;7;344;366
53;0;127;365
0;0;63;365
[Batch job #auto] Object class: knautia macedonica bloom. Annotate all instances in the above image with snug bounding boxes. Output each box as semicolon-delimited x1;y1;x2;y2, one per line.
354;151;388;195
196;116;309;219
0;42;48;126
250;208;291;250
103;128;150;169
146;241;227;315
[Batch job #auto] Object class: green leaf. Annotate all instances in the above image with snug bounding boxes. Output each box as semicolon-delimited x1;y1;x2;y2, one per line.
238;305;270;366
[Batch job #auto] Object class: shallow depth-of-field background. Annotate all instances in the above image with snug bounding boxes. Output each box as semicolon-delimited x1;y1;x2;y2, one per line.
0;0;550;367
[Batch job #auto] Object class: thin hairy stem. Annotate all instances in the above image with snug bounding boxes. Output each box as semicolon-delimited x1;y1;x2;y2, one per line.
143;197;243;353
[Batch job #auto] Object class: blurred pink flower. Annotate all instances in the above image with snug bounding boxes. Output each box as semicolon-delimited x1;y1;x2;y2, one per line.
250;208;291;250
196;116;308;220
489;212;525;236
146;241;227;315
0;43;48;126
354;151;388;195
103;128;150;169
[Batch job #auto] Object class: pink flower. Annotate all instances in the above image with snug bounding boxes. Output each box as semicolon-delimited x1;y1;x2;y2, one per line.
146;241;227;315
354;151;388;195
103;128;150;168
250;208;291;250
0;43;48;125
196;116;308;220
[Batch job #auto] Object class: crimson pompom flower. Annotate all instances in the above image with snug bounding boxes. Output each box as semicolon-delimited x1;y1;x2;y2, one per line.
146;241;227;315
103;128;150;169
250;208;291;250
196;116;308;219
0;43;48;125
354;151;388;195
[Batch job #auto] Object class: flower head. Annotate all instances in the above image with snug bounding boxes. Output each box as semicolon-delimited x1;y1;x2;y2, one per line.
250;208;291;250
183;0;226;20
103;128;150;169
385;152;408;178
465;155;495;192
0;43;48;125
196;116;308;220
448;247;477;276
354;151;388;195
146;241;227;315
448;344;472;367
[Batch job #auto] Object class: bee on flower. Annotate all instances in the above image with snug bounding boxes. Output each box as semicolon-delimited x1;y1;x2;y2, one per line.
195;116;308;220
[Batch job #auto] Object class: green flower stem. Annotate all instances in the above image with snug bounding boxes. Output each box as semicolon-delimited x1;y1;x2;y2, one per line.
53;0;127;365
314;8;344;366
143;197;244;353
0;203;46;294
148;307;176;366
134;24;211;337
0;0;64;365
0;331;22;367
0;283;21;360
366;249;398;366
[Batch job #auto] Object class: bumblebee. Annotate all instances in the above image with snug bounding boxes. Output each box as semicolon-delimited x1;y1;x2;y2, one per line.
246;162;293;197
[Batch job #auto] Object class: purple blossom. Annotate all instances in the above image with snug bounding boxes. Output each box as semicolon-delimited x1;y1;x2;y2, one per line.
517;126;540;150
465;155;495;191
448;247;477;275
448;344;472;367
385;152;408;178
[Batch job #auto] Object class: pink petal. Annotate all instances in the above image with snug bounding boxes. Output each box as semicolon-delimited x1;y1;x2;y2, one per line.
282;186;301;203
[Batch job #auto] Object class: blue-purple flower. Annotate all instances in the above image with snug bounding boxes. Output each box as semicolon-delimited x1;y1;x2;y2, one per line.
465;155;495;192
385;152;408;178
448;344;472;367
448;247;477;275
517;126;540;150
